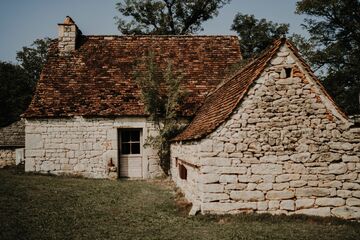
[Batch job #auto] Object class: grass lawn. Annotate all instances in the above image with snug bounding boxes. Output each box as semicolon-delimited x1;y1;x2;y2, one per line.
0;167;359;240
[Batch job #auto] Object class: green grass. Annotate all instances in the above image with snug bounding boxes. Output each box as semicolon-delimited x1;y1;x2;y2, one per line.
0;167;359;240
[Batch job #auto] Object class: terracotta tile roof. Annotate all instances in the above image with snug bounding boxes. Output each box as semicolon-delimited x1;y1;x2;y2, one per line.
23;35;241;118
173;39;285;141
173;38;348;142
0;120;25;148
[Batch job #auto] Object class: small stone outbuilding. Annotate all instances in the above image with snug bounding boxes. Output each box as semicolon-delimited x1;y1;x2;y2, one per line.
0;120;25;168
171;39;360;219
22;17;241;179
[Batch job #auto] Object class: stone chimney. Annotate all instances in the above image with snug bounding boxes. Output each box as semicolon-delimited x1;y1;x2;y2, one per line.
58;16;81;55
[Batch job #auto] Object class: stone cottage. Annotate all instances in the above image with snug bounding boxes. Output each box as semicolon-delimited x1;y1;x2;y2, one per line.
22;17;241;179
171;38;360;219
0;120;25;168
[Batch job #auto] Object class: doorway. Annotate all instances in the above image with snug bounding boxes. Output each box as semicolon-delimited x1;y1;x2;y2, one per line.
118;128;143;178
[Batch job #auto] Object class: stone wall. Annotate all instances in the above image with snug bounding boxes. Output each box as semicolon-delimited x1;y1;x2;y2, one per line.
171;45;360;219
0;149;16;168
25;117;163;179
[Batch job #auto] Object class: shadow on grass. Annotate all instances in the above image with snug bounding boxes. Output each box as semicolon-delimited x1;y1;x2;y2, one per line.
0;167;359;240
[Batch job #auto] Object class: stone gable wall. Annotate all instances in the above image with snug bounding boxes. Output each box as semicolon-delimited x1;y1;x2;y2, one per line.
0;149;16;168
25;117;162;179
171;45;360;219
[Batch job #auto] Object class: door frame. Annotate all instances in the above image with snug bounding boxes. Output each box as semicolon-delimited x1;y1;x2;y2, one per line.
117;128;143;178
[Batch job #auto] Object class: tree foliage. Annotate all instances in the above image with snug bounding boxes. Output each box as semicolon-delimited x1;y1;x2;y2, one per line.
231;13;289;59
0;62;32;127
0;38;50;127
115;0;231;35
295;0;360;114
16;38;51;85
136;52;186;173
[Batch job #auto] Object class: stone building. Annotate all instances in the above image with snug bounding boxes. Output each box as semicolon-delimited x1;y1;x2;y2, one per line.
171;39;360;219
0;120;25;168
22;17;241;179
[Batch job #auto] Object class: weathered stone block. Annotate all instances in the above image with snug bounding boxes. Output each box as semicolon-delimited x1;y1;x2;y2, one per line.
201;157;231;166
256;183;273;191
200;139;213;152
199;184;224;193
328;163;347;174
284;163;307;174
342;155;359;163
273;182;289;190
251;164;282;175
343;182;360;190
219;175;238;183
352;191;360;198
290;152;311;163
201;193;229;202
26;134;43;149
331;206;360;219
259;155;278;162
346;198;360;207
230;191;265;201
224;143;236;153
315;198;345;207
329;142;353;151
295;188;331;197
225;183;247;190
266;190;294;200
276;174;300;183
295;199;315;210
280;200;295;211
337;190;352;198
268;200;280;210
198;174;220;184
213;141;224;152
296;207;331;217
257;201;268;211
289;180;307;188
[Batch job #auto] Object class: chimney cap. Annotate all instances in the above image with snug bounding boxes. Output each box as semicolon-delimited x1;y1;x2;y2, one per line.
58;16;76;25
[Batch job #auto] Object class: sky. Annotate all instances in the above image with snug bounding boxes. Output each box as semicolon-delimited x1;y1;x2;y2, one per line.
0;0;308;63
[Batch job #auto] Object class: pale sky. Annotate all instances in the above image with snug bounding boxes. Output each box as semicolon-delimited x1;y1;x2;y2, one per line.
0;0;307;63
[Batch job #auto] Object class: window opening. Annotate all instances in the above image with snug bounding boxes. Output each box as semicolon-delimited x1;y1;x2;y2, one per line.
285;67;292;78
120;129;141;154
179;164;187;180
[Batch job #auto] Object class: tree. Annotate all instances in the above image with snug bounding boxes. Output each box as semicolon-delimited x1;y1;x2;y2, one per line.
16;38;51;88
0;38;50;127
231;13;289;59
295;0;360;114
115;0;231;35
136;52;186;173
0;62;32;127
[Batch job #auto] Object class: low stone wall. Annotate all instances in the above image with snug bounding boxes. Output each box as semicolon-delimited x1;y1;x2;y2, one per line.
0;149;16;168
25;117;163;179
171;45;360;219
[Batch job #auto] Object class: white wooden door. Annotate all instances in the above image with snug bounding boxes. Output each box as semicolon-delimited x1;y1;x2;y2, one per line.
118;129;143;178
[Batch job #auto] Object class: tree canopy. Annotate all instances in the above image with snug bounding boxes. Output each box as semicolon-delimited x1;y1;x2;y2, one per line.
16;38;51;86
231;13;289;59
0;62;31;127
115;0;231;35
0;38;50;127
295;0;360;114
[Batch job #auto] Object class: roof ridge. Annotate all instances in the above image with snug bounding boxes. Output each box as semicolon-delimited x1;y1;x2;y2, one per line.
173;38;285;141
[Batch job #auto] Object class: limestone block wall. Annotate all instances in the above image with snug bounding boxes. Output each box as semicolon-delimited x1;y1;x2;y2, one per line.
171;45;360;219
25;117;163;179
171;143;201;203
0;149;16;168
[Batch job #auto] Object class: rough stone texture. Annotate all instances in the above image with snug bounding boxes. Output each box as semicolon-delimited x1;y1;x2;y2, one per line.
25;117;163;179
0;149;16;168
171;44;360;219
